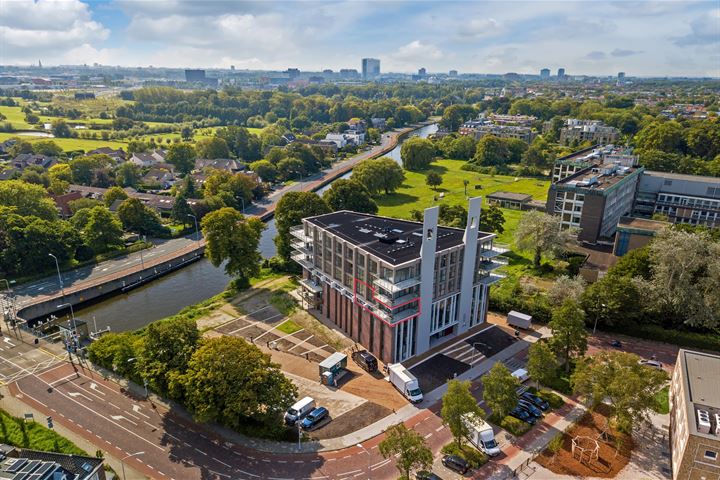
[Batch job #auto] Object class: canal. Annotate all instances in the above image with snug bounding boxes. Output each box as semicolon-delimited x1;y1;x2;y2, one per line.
76;123;438;332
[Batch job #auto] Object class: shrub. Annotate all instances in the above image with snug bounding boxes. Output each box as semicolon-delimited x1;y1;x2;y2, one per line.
538;389;565;409
608;323;720;352
497;415;532;437
440;442;488;468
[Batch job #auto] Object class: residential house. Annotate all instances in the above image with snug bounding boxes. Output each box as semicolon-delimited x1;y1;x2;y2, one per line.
87;147;126;164
0;444;106;480
51;191;83;218
194;158;244;173
141;168;176;189
130;149;167;168
10;153;58;171
371;118;386;129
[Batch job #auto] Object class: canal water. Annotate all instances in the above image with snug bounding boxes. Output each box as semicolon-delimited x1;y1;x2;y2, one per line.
76;123;438;332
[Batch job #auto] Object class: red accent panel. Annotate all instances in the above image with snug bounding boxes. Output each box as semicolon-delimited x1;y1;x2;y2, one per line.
352;277;421;329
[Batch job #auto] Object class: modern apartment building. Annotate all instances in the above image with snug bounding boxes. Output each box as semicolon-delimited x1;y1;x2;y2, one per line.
291;199;504;364
670;349;720;480
361;58;380;80
458;119;536;143
546;162;643;243
633;171;720;229
558;119;619;145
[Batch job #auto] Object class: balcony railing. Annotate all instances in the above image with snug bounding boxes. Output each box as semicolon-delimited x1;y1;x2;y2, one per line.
374;290;420;308
478;259;506;272
476;272;505;286
291;250;314;270
290;225;312;242
291;238;312;252
479;243;509;259
373;276;421;293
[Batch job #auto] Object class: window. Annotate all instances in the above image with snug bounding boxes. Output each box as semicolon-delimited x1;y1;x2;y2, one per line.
705;450;717;460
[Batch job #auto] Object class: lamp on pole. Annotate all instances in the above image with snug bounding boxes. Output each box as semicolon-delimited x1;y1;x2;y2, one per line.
593;303;607;335
48;254;65;298
357;443;371;479
187;214;200;244
57;302;76;359
121;451;144;480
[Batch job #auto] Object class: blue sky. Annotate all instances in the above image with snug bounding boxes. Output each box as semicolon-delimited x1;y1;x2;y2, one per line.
1;0;718;76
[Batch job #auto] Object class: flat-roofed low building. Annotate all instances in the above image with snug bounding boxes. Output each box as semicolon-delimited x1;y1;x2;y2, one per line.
670;349;720;480
291;199;504;363
612;216;669;256
486;191;532;210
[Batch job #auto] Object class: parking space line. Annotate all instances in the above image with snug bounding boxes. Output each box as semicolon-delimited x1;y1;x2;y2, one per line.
252;318;286;342
301;343;330;356
275;327;305;342
288;334;314;352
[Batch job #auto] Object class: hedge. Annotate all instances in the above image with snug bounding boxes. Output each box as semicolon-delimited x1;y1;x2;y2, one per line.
440;442;489;468
605;323;720;353
497;415;532;437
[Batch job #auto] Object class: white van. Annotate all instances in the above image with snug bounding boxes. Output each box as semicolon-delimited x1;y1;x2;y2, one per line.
511;368;530;383
284;397;315;426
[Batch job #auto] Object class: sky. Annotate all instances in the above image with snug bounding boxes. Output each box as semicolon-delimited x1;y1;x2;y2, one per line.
0;0;718;77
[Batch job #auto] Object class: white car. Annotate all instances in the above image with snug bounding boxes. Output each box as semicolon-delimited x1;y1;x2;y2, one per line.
638;359;663;370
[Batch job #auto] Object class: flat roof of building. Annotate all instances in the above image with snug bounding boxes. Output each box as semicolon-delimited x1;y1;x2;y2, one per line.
644;170;720;185
617;216;670;232
555;163;641;191
487;191;532;202
305;210;493;266
678;349;720;439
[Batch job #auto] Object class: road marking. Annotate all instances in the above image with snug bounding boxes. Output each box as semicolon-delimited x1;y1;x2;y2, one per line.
337;470;362;476
49;374;77;386
195;448;208;456
213;457;232;468
435;426;444;432
68;391;93;401
424;433;432;439
132;404;150;418
275;327;305;342
245;315;285;341
143;420;157;429
302;343;330;356
110;415;138;426
370;459;391;470
89;382;105;395
288;334;314;352
236;470;259;478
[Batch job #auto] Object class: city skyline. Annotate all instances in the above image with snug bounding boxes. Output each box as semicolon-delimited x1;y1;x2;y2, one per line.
0;0;718;77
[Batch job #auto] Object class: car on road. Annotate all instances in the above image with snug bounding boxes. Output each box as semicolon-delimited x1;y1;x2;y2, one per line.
609;339;623;348
441;455;468;474
638;359;663;369
521;392;550;411
416;471;443;480
510;406;537;425
517;399;543;418
300;407;329;430
352;350;378;373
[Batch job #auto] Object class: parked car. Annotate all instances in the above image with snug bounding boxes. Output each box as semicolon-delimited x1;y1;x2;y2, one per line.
510;406;537;425
284;396;315;426
300;407;329;430
517;399;543;418
352;350;378;373
416;471;443;480
609;339;623;348
521;392;550;411
441;455;468;474
638;359;663;370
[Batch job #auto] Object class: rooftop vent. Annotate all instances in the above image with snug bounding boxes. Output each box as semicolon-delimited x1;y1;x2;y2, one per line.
698;409;711;434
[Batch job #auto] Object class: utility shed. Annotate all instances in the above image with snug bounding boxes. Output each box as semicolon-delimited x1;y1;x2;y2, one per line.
318;352;347;386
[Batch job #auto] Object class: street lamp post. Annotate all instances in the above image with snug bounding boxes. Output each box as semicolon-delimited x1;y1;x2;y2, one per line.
187;214;200;244
57;303;77;357
357;443;371;479
593;303;607;335
121;451;145;480
48;254;65;298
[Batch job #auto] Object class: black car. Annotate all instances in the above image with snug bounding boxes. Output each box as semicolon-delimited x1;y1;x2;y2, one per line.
517;399;543;418
510;406;537;425
416;471;443;480
352;350;378;373
521;392;550;411
610;339;622;348
441;455;468;474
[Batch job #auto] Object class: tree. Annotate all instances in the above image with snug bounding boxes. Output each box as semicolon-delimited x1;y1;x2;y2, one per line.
203;171;257;210
249;160;278;183
201;207;264;281
180;126;193;141
195;137;230;159
571;351;668;433
32;140;62;156
139;317;200;399
479;205;505;234
51;119;71;138
69;154;110;186
548;275;586;306
117;198;166;236
441;379;483;448
482;363;520;420
401;137;435;171
581;275;643;329
274;192;330;261
216;126;262;161
527;341;558;389
352;157;405;195
82;206;124;253
635;121;685;154
166;143;196;175
181;336;297;429
104;186;128;207
323;179;378;214
473;135;509;166
171;193;193;226
425;171;442;191
378;423;433;479
549;299;587;373
514;211;574;268
0;179;57;219
441;104;476;131
48;163;72;183
114;162;141;188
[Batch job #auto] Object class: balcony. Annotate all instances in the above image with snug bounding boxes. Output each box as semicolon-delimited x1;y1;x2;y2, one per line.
478;243;509;259
476;272;505;286
290;225;312;242
291;238;312;253
291;251;314;270
478;259;506;272
392;308;420;324
374;290;420;308
373;276;421;294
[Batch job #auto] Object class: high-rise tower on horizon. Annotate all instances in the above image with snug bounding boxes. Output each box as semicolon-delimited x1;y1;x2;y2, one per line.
362;58;380;80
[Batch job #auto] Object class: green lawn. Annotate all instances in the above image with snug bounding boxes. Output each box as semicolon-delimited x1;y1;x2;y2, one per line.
0;132;127;151
276;319;303;335
0;105;33;129
653;386;670;414
376;158;549;243
0;409;86;455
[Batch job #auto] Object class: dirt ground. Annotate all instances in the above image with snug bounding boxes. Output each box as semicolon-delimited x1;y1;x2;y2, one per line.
535;404;634;478
307;402;391;440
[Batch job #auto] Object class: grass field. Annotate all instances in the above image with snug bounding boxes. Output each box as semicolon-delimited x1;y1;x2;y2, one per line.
376;158;549;243
0;409;86;455
0;105;33;130
0;132;127;151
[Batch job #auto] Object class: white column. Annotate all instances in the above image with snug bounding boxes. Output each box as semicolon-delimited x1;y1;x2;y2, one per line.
457;197;482;335
415;205;439;355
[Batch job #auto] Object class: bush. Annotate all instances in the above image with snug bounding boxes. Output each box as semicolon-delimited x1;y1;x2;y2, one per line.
497;415;532;437
607;323;720;352
440;442;488;468
0;409;86;455
537;389;565;409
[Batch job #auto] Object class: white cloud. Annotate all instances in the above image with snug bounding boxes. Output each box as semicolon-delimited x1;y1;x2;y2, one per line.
384;40;443;71
457;18;503;39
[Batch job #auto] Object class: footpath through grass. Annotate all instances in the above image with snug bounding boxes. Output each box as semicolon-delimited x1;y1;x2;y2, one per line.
0;409;86;455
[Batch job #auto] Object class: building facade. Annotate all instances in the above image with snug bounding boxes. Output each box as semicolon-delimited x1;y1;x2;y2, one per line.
670;350;720;480
361;58;380;80
612;216;669;256
559;119;619;145
551;145;637;183
546;163;643;243
292;200;504;364
633;171;720;229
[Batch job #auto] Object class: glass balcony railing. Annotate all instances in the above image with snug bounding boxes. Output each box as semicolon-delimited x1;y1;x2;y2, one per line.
290;225;312;242
373;276;421;293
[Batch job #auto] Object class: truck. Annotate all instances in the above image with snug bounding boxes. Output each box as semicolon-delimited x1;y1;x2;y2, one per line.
507;310;532;330
387;363;423;403
462;412;500;456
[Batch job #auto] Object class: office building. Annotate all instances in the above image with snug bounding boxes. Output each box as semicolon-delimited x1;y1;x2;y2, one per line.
286;68;301;78
185;69;206;82
557;68;566;79
418;67;427;76
540;68;550;79
559;119;619;145
612;216;669;256
339;69;360;79
551;145;637;183
362;58;380;80
292;200;504;363
618;71;625;80
449;70;458;77
670;350;720;480
547;162;643;243
633;171;720;228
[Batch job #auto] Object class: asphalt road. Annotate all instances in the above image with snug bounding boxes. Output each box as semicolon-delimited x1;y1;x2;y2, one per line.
11;236;200;308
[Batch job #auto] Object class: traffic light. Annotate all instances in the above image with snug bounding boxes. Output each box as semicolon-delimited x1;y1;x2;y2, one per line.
46;416;53;429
